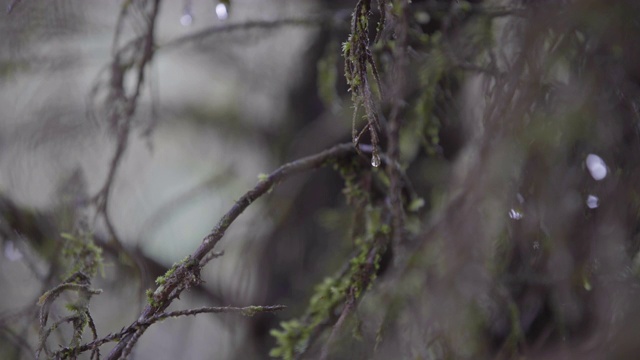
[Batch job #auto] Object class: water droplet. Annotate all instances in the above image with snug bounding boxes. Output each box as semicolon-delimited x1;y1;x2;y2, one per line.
586;194;599;209
371;154;381;167
586;154;607;181
215;3;228;20
508;209;523;220
415;12;430;24
4;241;23;261
180;13;193;26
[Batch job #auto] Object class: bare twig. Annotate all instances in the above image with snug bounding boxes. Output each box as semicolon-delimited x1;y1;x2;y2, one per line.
87;0;162;315
121;328;143;360
36;315;79;359
87;312;100;360
412;2;526;18
92;0;161;245
199;250;225;267
162;16;339;50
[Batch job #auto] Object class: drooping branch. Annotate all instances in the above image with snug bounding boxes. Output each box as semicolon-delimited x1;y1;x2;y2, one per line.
88;2;163;291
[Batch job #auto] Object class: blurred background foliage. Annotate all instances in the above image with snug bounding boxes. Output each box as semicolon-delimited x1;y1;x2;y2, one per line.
2;0;640;359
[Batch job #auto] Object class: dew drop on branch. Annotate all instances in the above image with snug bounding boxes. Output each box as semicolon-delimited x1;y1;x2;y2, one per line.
180;7;193;27
509;209;523;220
215;3;228;20
586;154;607;181
586;194;599;209
180;14;193;26
3;241;23;261
371;154;381;167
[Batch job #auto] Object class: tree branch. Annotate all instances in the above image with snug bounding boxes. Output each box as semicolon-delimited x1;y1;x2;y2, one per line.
162;15;341;50
105;142;359;359
142;305;287;325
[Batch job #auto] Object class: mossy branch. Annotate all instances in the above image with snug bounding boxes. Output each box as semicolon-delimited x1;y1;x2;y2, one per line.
105;143;360;359
343;0;387;167
142;305;287;325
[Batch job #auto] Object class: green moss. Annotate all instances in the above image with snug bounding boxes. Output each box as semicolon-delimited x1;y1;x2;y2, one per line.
60;231;104;279
146;288;160;308
269;320;309;360
156;255;197;286
241;306;263;317
155;267;175;286
64;303;82;313
270;201;387;358
271;4;398;349
270;276;349;359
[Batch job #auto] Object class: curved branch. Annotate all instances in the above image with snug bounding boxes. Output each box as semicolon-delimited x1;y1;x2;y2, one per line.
193;143;356;263
161;14;345;50
105;142;358;359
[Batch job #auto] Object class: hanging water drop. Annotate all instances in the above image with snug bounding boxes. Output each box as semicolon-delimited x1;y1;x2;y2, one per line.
508;208;523;220
215;2;228;20
180;1;194;27
586;154;607;181
371;154;381;167
3;241;23;261
180;13;193;26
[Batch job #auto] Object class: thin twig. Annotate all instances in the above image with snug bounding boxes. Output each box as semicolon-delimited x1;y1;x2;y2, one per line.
121;327;144;360
87;313;100;360
141;305;286;325
199;250;225;267
162;16;339;50
88;0;162;317
412;2;526;18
